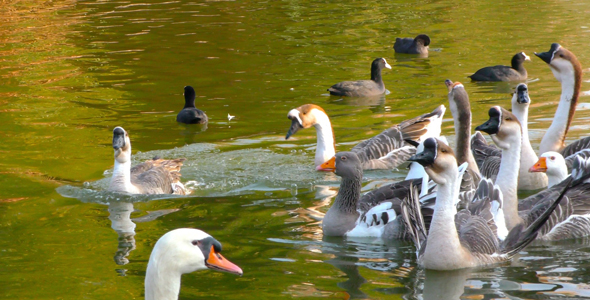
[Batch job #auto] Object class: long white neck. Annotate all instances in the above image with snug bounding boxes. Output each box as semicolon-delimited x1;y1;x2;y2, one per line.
145;259;182;300
109;159;138;193
540;73;576;154
513;104;547;188
495;136;523;230
421;168;465;269
313;111;336;167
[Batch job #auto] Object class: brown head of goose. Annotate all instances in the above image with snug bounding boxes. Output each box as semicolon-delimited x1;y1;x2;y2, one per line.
109;127;189;195
477;107;590;240
285;104;445;171
401;137;573;270
145;228;242;300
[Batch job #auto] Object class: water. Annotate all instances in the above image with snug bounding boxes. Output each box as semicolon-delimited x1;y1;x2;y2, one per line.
2;0;590;298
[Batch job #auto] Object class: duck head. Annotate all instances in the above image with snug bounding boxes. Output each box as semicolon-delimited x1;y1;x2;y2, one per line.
408;137;457;185
475;106;521;150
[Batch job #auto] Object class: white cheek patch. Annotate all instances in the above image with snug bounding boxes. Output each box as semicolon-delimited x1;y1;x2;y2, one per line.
382;58;392;69
452;83;464;90
551;45;560;62
287;109;303;126
522;52;530;61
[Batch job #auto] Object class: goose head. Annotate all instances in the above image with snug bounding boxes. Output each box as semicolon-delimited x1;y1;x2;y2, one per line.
113;127;132;164
534;43;582;83
183;86;196;108
285;104;330;139
333;151;363;179
529;151;564;173
475;106;521;150
445;80;470;119
147;228;243;276
408;137;457;185
512;83;530;106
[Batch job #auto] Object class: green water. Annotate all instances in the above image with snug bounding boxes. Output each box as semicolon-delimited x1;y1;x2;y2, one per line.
2;0;590;298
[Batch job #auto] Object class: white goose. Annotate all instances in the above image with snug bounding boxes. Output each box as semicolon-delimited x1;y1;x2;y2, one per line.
477;106;590;240
285;104;445;171
400;137;570;270
108;127;189;195
145;228;243;300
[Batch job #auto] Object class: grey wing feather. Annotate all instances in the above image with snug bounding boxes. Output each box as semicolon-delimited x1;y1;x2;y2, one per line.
131;158;186;194
400;183;428;254
471;132;501;180
561;136;590;158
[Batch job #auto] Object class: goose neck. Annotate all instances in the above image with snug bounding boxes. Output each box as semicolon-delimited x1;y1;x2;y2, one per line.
449;98;479;174
312;113;335;167
110;160;135;193
334;176;361;213
496;138;523;230
540;69;579;153
547;165;569;187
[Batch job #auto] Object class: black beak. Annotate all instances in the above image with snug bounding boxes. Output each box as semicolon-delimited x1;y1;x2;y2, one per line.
408;147;436;167
534;43;560;64
113;127;126;150
285;119;303;139
516;85;529;104
475;111;500;135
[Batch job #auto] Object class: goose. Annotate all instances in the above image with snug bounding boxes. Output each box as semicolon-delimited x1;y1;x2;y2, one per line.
285;104;445;171
534;43;590;155
145;228;243;300
177;86;208;124
468;52;530;82
476;106;590;240
530;150;590;187
401;137;571;270
327;58;391;97
472;83;548;190
322;151;423;238
108;127;189;195
393;34;430;55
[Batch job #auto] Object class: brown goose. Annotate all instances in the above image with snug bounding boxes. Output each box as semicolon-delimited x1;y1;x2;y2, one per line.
327;58;391;97
477;107;590;240
535;43;590;155
145;229;242;300
401;137;573;270
472;83;548;190
108;127;189;195
285;104;445;171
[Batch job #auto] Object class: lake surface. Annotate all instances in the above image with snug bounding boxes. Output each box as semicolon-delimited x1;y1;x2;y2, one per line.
2;0;590;299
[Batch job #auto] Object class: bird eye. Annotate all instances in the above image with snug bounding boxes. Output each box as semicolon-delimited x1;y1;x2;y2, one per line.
550;156;556;160
505;117;512;121
441;148;447;153
191;240;200;246
341;156;347;161
559;54;564;58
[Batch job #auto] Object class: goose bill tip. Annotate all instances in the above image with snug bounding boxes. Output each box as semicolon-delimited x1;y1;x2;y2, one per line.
317;157;336;172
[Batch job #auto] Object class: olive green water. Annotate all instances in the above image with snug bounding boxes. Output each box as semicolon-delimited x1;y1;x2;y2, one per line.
2;0;590;299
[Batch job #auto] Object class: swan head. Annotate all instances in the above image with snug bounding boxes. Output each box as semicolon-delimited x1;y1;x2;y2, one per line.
147;228;243;277
333;151;363;179
408;137;457;185
534;43;581;83
113;127;132;164
475;106;521;150
285;104;329;139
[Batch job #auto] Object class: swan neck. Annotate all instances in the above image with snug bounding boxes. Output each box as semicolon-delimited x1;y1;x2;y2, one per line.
145;260;182;300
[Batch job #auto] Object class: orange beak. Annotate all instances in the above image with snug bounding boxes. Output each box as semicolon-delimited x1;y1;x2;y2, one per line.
317;157;335;172
206;246;243;276
529;157;548;173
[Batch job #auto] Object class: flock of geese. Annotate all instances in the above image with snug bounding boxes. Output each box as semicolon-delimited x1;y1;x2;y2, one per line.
104;37;590;299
